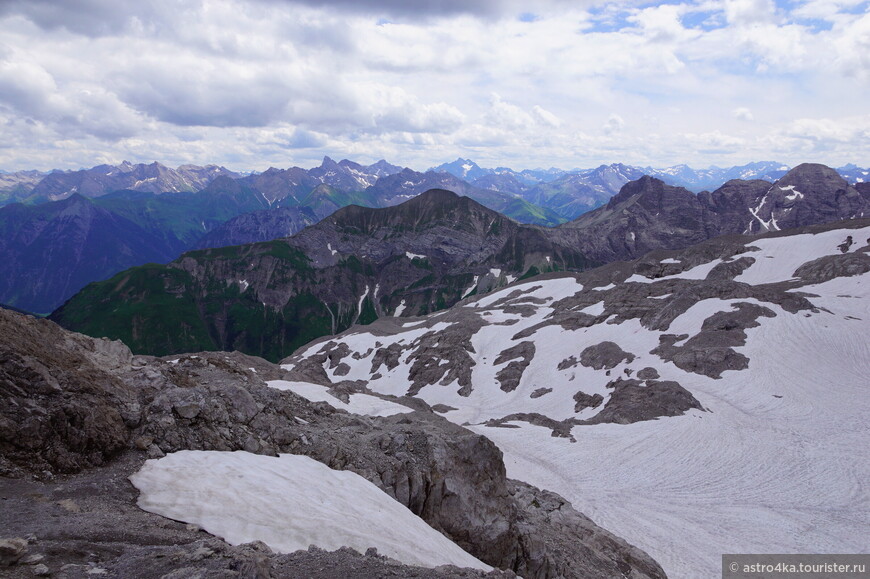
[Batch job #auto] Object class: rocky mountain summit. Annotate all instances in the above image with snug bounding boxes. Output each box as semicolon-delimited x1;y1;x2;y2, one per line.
0;307;666;579
51;190;593;361
559;163;870;262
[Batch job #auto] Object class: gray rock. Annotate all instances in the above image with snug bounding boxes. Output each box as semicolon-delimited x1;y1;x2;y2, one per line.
579;341;636;370
586;379;703;425
0;537;28;566
0;309;666;579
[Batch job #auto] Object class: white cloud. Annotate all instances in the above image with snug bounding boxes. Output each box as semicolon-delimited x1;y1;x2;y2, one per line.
723;0;777;27
733;107;754;121
531;105;562;128
0;0;868;171
603;113;626;135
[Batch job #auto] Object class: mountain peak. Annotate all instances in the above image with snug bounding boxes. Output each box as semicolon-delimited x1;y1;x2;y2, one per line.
320;156;339;168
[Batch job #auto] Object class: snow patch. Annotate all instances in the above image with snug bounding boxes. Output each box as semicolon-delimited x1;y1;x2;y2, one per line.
461;275;479;299
394;299;406;317
130;451;488;571
405;251;425;260
267;380;412;417
357;285;370;318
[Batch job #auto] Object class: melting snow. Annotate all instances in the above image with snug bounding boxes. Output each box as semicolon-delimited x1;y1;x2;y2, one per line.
405;251;425;260
267;380;412;417
394;299;406;317
736;225;870;285
461;275;479;299
357;285;370;318
748;192;780;231
130;451;489;571
327;243;337;256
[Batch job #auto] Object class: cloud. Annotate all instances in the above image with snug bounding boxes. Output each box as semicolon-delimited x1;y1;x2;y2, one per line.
0;0;163;37
723;0;777;27
531;105;562;128
682;130;746;154
732;107;754;121
0;0;868;172
603;113;625;135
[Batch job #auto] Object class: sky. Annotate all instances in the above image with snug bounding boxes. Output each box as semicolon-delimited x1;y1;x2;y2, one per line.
0;0;868;172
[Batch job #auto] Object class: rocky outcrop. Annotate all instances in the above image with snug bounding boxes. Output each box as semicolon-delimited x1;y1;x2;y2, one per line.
0;309;666;579
578;341;636;370
0;308;136;474
586;379;703;425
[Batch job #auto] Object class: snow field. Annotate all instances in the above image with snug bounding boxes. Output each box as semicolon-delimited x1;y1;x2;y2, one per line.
130;451;490;571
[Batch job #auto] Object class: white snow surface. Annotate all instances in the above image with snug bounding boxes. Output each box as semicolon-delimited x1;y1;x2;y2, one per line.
394;299;406;317
130;451;489;571
283;224;870;578
267;380;413;417
405;251;425;260
735;225;870;285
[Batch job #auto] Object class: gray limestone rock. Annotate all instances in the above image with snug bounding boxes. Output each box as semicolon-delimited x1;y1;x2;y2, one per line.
579;341;636;370
586;379;703;425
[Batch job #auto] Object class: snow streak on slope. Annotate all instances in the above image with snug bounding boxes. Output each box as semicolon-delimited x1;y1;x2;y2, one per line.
267;379;413;417
284;222;870;579
130;451;490;571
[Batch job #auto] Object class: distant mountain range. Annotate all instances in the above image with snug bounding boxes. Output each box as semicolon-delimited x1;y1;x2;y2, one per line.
2;156;868;313
51;163;870;362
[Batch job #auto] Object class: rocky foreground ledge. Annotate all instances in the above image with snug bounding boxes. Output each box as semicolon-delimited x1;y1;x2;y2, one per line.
0;308;666;579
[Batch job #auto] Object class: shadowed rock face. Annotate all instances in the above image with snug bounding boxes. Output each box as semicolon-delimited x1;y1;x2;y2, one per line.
555;164;870;263
196;206;318;249
0;308;666;579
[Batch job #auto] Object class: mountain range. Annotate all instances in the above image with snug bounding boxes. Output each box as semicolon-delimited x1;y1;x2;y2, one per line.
3;156;868;313
51;163;870;363
2;155;869;579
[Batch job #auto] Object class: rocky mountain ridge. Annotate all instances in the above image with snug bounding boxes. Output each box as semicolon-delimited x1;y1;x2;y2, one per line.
559;163;870;262
50;190;593;361
27;161;239;203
